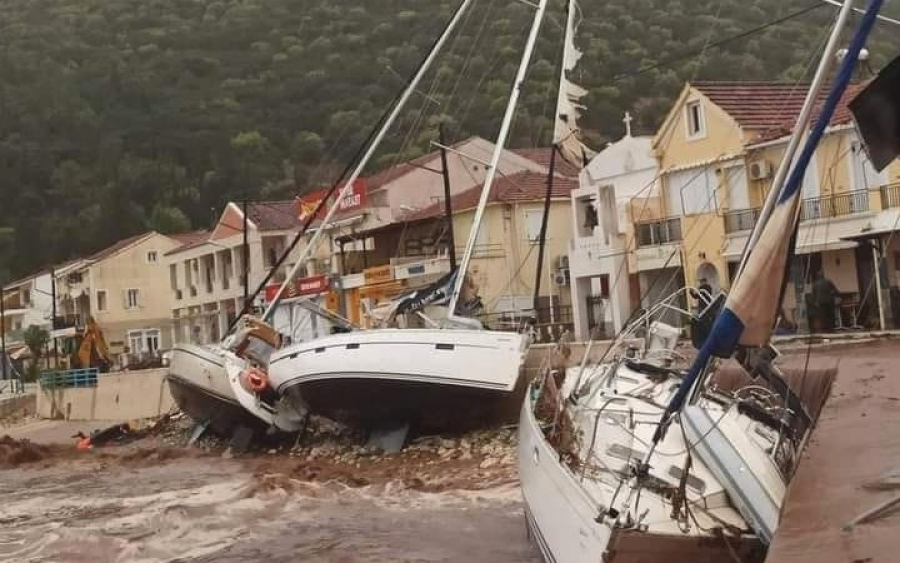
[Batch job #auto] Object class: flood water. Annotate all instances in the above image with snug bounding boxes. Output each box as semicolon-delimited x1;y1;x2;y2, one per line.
0;459;540;563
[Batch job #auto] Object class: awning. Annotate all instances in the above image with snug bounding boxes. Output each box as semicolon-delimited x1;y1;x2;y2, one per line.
722;215;868;261
838;209;900;242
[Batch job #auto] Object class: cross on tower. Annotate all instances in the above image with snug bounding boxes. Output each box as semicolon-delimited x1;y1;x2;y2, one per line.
623;111;633;137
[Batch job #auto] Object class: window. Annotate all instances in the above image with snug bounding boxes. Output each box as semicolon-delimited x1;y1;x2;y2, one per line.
524;209;544;244
97;290;108;312
127;330;143;353
145;329;161;353
127;328;161;354
125;288;140;309
577;196;599;237
668;167;717;215
22;289;31;306
146;250;158;263
686;100;706;139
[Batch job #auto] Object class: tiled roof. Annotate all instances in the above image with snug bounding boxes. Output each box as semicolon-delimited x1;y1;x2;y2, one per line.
512;147;581;177
87;233;153;262
692;81;865;142
366;138;476;191
246;200;301;231
164;230;211;256
402;170;577;222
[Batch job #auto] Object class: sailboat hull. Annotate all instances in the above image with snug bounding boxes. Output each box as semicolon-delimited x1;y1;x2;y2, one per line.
518;398;766;563
166;344;269;437
268;328;527;431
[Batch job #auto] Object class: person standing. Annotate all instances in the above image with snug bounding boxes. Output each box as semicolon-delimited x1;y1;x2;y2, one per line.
811;271;839;332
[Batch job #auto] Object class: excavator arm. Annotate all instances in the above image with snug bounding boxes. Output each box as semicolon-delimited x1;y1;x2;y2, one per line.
76;317;111;372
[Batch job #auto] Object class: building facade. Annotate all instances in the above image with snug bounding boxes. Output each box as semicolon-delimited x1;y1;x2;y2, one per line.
55;232;183;363
587;81;900;336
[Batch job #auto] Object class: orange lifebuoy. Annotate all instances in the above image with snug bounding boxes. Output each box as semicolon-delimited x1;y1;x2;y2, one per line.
241;367;269;394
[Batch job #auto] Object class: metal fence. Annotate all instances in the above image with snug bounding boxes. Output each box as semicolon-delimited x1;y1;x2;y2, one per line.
800;190;869;221
881;183;900;209
40;367;99;389
723;207;761;233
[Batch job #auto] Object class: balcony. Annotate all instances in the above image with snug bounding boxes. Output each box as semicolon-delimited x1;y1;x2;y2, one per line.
53;314;84;331
801;190;869;221
635;217;682;247
724;208;761;234
880;183;900;209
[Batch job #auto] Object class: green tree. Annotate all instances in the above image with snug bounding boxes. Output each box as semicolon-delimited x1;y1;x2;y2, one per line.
22;325;50;382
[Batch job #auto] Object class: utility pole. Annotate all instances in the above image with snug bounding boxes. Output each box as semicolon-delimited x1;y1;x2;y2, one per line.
438;124;457;269
242;199;250;311
1;282;7;383
532;145;557;321
51;267;59;368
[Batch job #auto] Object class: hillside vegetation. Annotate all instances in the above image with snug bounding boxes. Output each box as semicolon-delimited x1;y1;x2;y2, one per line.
0;0;897;278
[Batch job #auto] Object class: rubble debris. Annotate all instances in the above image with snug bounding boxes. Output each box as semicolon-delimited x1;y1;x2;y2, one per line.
0;435;52;468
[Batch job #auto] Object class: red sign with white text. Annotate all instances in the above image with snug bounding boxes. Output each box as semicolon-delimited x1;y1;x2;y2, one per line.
264;275;330;302
297;179;367;222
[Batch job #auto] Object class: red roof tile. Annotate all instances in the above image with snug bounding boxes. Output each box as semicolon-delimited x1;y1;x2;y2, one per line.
512;147;580;177
164;230;211;256
87;233;153;262
692;81;866;144
246;200;301;231
402;171;577;222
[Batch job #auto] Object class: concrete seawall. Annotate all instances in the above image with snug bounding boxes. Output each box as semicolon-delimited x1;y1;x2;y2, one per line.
37;369;175;421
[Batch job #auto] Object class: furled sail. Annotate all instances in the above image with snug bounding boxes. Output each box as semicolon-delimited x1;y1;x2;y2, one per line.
554;0;595;167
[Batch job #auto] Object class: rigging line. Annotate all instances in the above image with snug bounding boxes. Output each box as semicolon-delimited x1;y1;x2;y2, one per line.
303;66;397;190
370;2;479;197
445;0;498;116
610;2;830;83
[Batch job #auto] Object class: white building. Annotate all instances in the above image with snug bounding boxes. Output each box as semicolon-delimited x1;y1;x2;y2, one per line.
568;115;660;340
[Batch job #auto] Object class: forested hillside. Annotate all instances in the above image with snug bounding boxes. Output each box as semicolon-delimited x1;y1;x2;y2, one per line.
0;0;897;278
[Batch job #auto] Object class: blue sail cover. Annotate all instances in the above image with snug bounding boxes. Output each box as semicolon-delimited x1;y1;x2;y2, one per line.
655;0;886;432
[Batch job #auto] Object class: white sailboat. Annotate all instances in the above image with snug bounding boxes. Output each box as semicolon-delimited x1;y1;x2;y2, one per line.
214;0;563;434
518;1;885;561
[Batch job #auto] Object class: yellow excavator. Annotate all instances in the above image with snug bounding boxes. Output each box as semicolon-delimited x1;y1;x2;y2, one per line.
71;316;112;372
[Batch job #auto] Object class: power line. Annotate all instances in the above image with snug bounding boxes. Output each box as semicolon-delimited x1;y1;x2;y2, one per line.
611;2;830;83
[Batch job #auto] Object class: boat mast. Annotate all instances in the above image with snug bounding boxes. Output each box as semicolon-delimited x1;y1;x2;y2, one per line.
445;0;550;325
651;0;885;446
261;0;477;322
737;0;857;278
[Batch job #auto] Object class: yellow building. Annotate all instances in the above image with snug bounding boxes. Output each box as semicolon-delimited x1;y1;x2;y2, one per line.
646;81;900;329
336;168;577;334
56;232;186;363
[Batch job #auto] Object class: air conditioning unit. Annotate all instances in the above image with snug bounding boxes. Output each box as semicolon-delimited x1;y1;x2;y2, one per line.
748;159;772;181
556;255;570;270
553;268;571;286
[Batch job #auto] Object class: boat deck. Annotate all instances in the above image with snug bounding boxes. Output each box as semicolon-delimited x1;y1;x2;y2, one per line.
766;341;900;563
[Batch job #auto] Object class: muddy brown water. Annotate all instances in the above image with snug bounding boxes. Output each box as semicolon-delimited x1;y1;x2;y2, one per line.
0;458;540;563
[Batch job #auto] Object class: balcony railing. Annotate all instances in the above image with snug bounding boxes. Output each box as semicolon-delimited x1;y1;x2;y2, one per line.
53;314;84;331
724;208;761;234
636;217;682;247
881;183;900;209
801;189;869;221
